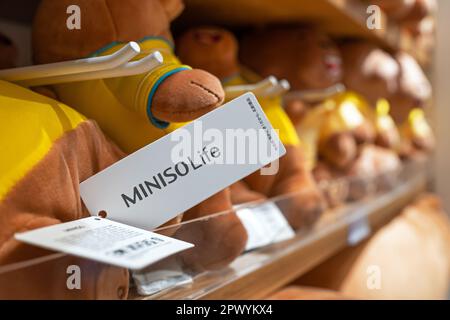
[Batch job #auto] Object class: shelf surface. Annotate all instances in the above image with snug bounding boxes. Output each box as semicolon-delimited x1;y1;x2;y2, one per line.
0;0;429;65
178;0;428;65
135;164;427;300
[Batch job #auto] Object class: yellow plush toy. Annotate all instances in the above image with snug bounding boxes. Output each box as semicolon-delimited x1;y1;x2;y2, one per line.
32;0;248;272
177;27;327;230
0;80;129;299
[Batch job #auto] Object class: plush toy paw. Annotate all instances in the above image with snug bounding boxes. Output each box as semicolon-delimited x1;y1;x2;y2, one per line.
175;212;248;272
320;132;358;170
172;189;248;272
154;215;184;237
229;181;267;205
152;69;225;123
284;99;309;127
313;162;349;208
352;123;375;145
279;184;327;230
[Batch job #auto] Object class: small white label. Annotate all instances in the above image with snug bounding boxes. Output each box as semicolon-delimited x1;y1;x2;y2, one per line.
237;202;295;251
80;93;286;230
15;217;193;270
348;216;371;246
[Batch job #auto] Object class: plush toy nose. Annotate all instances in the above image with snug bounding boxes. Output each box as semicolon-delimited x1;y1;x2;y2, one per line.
194;30;223;45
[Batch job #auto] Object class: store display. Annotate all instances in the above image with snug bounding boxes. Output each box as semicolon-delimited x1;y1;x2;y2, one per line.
240;26;391;202
32;0;248;272
297;194;450;299
176;27;326;229
0;0;446;302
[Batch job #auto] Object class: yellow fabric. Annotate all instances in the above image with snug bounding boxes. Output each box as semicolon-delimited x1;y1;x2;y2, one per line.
335;93;400;143
296;92;367;169
0;80;86;201
296;103;332;170
375;99;397;134
223;71;300;147
55;37;190;154
401;108;433;141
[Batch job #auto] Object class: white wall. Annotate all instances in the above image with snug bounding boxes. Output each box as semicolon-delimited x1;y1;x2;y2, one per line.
434;0;450;211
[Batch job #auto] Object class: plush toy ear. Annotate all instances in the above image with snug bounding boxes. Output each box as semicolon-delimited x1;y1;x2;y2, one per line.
159;0;185;21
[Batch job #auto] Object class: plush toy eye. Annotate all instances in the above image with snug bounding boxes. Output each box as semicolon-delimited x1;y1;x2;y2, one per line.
194;30;222;44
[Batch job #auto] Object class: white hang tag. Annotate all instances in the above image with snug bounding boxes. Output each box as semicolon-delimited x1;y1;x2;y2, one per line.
347;216;371;246
237;202;295;251
15;217;193;270
80;93;286;230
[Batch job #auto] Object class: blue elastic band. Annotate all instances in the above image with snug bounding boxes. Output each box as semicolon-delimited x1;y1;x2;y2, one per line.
146;67;191;129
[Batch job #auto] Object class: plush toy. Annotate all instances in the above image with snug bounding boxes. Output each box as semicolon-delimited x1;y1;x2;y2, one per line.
388;52;434;159
370;0;416;20
32;0;248;272
0;79;130;299
372;0;437;37
296;194;450;299
388;52;432;124
240;26;384;202
176;27;326;229
338;41;403;191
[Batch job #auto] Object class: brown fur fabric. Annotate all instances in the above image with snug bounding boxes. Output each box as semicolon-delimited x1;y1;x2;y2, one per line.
0;120;129;299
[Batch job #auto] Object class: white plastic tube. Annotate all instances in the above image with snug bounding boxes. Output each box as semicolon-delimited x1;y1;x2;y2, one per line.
17;51;164;87
0;42;141;82
284;83;346;102
224;76;278;99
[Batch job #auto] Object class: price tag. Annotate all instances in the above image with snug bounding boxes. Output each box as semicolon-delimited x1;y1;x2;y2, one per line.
80;93;286;230
237;202;295;251
347;216;371;246
15;217;194;270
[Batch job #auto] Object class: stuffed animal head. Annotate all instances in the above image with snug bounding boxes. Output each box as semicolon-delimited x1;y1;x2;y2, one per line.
389;52;431;123
240;26;343;90
339;41;399;106
176;27;239;79
33;0;184;64
371;0;436;37
0;31;17;69
370;0;416;20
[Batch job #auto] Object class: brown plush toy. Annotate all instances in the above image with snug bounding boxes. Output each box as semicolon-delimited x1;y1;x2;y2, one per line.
176;27;327;230
32;0;248;272
296;194;450;299
0;32;129;299
370;0;416;20
389;52;434;159
371;0;436;37
240;26;381;202
338;41;403;190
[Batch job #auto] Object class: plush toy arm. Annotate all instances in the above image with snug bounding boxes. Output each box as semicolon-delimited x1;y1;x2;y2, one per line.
102;63;189;129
